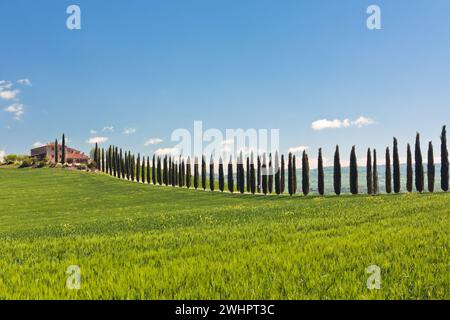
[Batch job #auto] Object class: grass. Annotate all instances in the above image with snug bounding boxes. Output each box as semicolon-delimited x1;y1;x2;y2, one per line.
0;167;448;299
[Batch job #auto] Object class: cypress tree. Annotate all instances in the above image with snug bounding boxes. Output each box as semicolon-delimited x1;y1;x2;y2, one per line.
246;156;250;192
349;146;358;195
119;149;124;179
318;148;324;196
373;149;379;195
415;133;424;192
173;161;177;187
201;155;207;190
186;157;192;189
385;147;392;194
109;146;113;175
141;156;146;183
124;151;129;180
441;125;449;191
257;155;261;193
101;148;105;172
334;145;341;195
136;154;141;182
302;151;310;196
163;155;168;186
288;153;293;196
292;155;297;195
179;159;184;187
112;147;116;177
105;147;109;173
131;154;135;181
366;148;373;195
94;143;98;166
194;157;199;189
280;154;285;194
427;141;435;193
268;153;273;194
219;157;224;192
168;157;172;186
54;139;58;164
239;152;245;194
61;134;66;164
250;152;256;194
157;156;162;185
228;156;234;193
152;155;156;184
209;155;215;191
406;144;413;192
147;156;151;184
393;138;401;193
262;154;268;195
274;152;281;195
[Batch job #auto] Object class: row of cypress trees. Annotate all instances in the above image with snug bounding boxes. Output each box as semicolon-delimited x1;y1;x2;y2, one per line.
96;125;449;195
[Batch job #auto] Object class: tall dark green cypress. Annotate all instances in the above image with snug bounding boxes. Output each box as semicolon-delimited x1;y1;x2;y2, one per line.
168;157;172;186
280;154;285;194
201;155;207;190
141;156;146;183
94;143;98;166
262;154;268;195
427;141;435;193
194;157;199;189
385;147;392;194
152;155;156;184
228;156;234;193
105;147;109;173
302;151;310;196
157;156;162;185
317;148;324;196
163;155;168;185
119;149;124;179
257;155;261;193
288;153;293;196
54;139;58;164
415;133;424;192
268;153;273;194
366;148;373;195
274;152;281;195
131;154;135;181
246;156;250;192
349;146;358;195
219;157;224;192
112;146;116;177
136;154;141;182
334;145;341;195
101;148;105;172
209;155;215;191
441;125;448;192
292;155;297;195
108;146;112;175
393;138;401;193
250;153;256;194
373;149;379;195
186;157;192;189
61;134;66;164
239;152;245;194
147;156;151;184
406;144;413;192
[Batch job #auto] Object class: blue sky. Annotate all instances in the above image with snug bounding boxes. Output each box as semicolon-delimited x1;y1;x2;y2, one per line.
1;0;449;166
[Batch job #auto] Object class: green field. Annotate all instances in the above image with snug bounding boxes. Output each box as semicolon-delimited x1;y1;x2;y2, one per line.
0;167;448;299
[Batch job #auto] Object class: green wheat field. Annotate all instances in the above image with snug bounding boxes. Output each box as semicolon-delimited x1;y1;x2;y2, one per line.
0;167;448;299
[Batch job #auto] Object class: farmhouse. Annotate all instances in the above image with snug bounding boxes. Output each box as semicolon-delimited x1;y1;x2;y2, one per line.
31;143;89;164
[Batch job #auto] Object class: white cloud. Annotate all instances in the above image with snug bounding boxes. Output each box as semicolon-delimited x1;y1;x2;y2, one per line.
311;116;375;131
0;90;20;100
123;128;136;135
0;150;5;162
154;147;178;156
102;126;114;132
33;141;45;148
90;129;97;134
144;138;163;146
4;103;24;120
352;116;375;128
0;80;13;90
17;78;32;86
86;136;108;144
288;145;309;153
